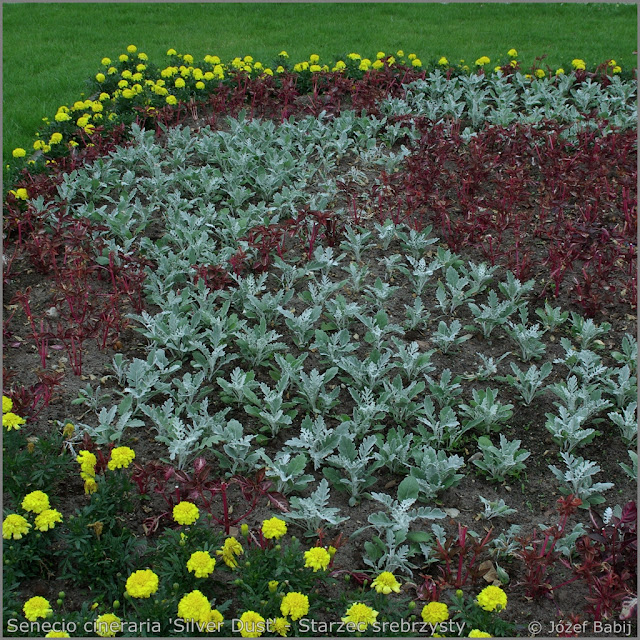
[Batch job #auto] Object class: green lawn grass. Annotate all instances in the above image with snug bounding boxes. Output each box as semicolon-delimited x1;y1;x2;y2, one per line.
3;2;636;161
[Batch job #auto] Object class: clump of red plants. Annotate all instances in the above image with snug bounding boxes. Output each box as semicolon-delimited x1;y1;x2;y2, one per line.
363;119;636;316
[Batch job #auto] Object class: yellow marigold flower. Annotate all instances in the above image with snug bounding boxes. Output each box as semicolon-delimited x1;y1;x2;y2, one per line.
173;501;199;525
69;140;79;147
438;56;449;66
270;617;290;637
167;48;177;56
572;58;586;70
387;56;396;66
535;69;546;78
178;589;211;624
475;56;491;66
49;133;63;144
99;92;110;101
342;602;378;629
304;547;331;571
119;54;129;62
359;60;371;71
121;70;133;79
268;580;279;593
12;148;26;158
397;50;404;57
45;633;70;638
333;60;346;71
279;51;289;57
33;139;46;150
216;536;244;568
507;48;518;57
125;569;159;598
82;477;97;494
469;631;492;638
262;517;287;540
239;611;266;637
23;596;52;621
138;52;148;61
166;95;178;105
174;77;186;88
136;64;146;73
34;509;63;532
118;80;129;89
263;68;273;76
276;65;285;73
77;116;90;127
494;66;502;73
510;60;518;68
280;592;309;620
613;65;622;73
121;89;134;99
55;111;72;122
22;491;50;514
412;58;422;68
2;396;13;413
107;66;117;75
187;551;216;578
101;57;111;66
421;601;449;624
524;73;532;79
3;514;31;539
371;571;401;594
293;63;302;72
194;81;204;89
90;101;103;113
372;60;384;70
132;72;143;82
3;412;25;429
210;609;224;625
408;53;417;60
309;53;319;63
127;44;137;54
96;613;122;637
310;64;322;72
77;450;97;478
476;585;507;612
108;446;135;470
328;545;337;558
375;51;385;59
347;52;361;60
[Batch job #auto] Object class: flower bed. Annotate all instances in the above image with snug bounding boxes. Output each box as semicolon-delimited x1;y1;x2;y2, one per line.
3;47;637;637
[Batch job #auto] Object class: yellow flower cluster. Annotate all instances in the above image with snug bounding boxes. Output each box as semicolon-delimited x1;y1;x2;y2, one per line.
173;501;200;525
107;446;135;470
125;569;159;598
469;631;492;637
21;490;50;513
303;546;331;571
177;589;223;626
421;601;449;623
216;536;244;568
186;550;216;578
370;571;401;594
77;449;98;494
342;602;378;629
23;596;52;621
239;611;266;637
3;513;31;539
261;516;287;540
280;591;309;620
476;585;507;612
3;396;26;429
95;613;122;637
